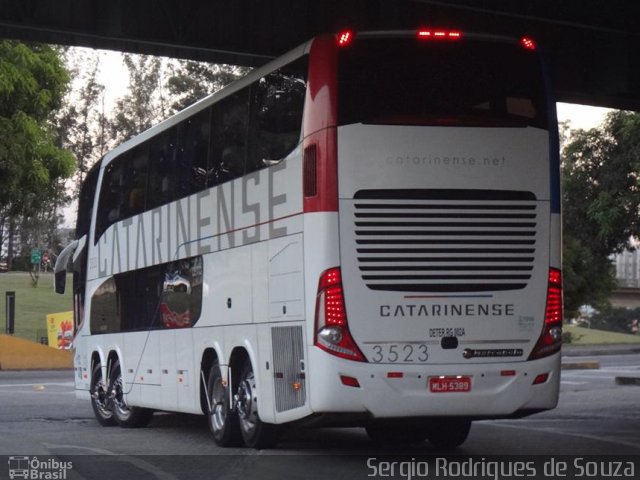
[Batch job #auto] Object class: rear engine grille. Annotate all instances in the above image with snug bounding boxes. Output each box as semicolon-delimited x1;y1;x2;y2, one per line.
354;189;537;293
272;326;306;412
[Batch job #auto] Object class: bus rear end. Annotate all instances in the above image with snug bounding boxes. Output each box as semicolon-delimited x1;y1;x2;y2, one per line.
305;30;561;445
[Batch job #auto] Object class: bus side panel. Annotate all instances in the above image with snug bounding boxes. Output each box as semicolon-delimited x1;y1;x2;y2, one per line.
201;247;252;328
268;234;305;322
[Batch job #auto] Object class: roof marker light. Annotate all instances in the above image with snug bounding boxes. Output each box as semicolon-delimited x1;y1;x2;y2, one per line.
417;29;462;40
337;30;354;47
521;36;537;51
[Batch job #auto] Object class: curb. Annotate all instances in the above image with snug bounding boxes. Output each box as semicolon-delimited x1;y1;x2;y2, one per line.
561;360;600;370
615;377;640;386
562;344;640;357
0;334;72;370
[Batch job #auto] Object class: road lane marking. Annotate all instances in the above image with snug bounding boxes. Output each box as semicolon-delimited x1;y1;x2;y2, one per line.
488;421;640;451
42;443;180;480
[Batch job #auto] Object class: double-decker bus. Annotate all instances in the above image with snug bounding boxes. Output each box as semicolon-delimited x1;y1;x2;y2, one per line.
55;28;562;449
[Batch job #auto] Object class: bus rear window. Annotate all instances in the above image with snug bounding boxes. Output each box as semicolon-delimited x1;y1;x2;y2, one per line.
338;37;548;129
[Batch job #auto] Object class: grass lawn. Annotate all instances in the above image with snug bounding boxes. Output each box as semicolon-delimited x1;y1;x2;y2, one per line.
0;272;73;343
564;324;640;345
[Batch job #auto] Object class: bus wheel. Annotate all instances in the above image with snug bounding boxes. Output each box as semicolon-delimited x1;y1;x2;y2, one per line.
235;359;278;449
109;360;154;428
90;363;116;426
365;421;428;445
426;419;472;449
206;361;242;447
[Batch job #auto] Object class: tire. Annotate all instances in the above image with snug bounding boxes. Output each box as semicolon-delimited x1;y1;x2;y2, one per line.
365;421;428;445
90;363;116;426
426;419;472;449
109;360;154;428
206;361;242;447
235;359;279;449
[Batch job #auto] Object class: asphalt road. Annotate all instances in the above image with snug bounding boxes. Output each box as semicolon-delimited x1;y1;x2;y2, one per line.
1;354;639;479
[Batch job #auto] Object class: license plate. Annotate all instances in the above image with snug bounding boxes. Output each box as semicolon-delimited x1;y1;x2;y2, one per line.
429;376;472;393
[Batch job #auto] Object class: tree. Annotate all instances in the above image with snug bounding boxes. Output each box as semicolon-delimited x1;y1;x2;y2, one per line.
55;49;108;197
109;55;249;143
0;40;75;268
109;54;167;143
562;111;640;316
166;60;249;113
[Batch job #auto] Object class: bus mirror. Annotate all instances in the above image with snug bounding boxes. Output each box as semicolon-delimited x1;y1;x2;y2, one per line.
55;270;67;294
53;239;79;295
262;158;282;167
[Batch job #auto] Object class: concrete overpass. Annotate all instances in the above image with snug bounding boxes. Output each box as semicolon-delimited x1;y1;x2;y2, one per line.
0;0;639;111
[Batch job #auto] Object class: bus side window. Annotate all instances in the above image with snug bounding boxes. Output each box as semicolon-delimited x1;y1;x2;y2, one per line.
148;128;178;208
247;57;307;174
179;109;211;195
123;146;149;218
96;161;125;240
210;87;249;186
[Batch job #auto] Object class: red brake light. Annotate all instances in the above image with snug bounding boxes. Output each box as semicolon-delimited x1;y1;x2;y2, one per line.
417;29;462;40
520;36;537;51
529;268;563;360
337;30;354;47
314;267;365;361
545;269;563;325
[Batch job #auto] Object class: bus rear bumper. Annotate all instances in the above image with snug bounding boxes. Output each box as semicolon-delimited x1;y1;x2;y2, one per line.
307;348;560;419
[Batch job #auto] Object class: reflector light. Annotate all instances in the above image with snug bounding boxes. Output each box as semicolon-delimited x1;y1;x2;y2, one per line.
533;373;549;385
337;30;354;47
501;370;517;377
520;37;537;51
340;375;360;388
387;372;404;378
417;29;462;40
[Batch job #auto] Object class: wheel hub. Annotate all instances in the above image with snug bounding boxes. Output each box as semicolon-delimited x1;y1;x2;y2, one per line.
236;380;254;421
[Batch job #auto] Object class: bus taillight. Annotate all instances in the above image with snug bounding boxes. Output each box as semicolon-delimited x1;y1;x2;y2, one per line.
417;29;462;40
337;30;354;47
520;37;537;51
314;267;366;362
528;268;563;360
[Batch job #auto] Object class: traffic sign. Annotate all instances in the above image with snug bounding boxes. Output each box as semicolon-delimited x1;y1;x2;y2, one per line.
31;248;42;264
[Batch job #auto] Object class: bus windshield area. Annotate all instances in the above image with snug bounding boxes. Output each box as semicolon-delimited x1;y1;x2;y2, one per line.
338;37;549;129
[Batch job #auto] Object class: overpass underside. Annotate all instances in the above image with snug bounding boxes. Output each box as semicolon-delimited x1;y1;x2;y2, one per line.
0;0;639;111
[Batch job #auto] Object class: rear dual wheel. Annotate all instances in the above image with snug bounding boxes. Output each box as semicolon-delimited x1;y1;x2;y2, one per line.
90;363;116;426
206;358;278;449
109;360;154;428
89;360;153;428
236;359;279;449
206;361;242;447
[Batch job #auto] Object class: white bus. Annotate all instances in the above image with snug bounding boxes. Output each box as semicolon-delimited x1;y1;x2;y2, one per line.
55;29;562;449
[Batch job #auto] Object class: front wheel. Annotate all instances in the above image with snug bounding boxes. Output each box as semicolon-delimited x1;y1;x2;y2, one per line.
235;359;278;449
109;360;154;428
